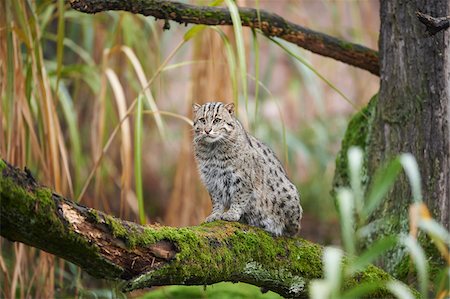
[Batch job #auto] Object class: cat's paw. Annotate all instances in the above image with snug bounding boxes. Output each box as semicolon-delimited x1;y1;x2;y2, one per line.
221;211;240;222
205;212;222;223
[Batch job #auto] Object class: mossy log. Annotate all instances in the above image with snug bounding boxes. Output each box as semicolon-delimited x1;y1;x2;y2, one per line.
68;0;379;76
0;160;395;298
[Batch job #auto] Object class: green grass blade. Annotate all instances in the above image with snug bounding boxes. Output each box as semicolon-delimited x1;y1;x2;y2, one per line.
434;267;449;299
121;46;166;137
5;2;15;158
43;33;95;66
348;236;397;274
184;25;206;41
402;235;429;298
419;218;450;264
341;282;383;299
268;37;363;115
162;60;208;71
347;147;364;216
419;219;450;246
58;83;84;195
363;158;402;220
252;28;260;129
225;0;248;113
323;247;343;298
211;27;238;104
309;280;331;299
183;0;223;41
400;154;423;203
134;95;145;225
337;188;356;256
208;0;224;6
143;110;193;127
55;0;65;94
386;281;415;299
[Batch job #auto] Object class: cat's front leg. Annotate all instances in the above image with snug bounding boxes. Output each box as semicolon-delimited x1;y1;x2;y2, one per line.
204;199;224;223
221;192;251;222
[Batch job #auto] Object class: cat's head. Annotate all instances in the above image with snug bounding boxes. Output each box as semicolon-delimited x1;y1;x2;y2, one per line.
192;102;236;143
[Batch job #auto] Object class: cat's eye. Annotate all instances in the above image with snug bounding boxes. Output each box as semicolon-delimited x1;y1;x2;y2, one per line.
198;118;206;124
213;118;221;124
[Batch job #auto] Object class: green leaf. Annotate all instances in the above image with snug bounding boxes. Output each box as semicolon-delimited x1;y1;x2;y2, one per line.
252;28;260;129
434;267;450;299
208;0;225;6
348;236;397;274
225;0;248;112
58;83;84;195
337;188;355;256
363;158;402;219
268;38;362;115
402;235;428;298
183;25;206;41
323;247;343;298
211;27;238;104
386;281;415;299
341;282;383;299
419;219;450;246
309;280;331;299
400;154;423;203
348;147;364;214
55;0;65;92
134;95;145;225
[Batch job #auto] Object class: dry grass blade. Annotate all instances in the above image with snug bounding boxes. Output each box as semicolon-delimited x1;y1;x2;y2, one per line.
105;68;132;218
92;49;109;207
121;46;166;137
18;96;50;177
77;41;186;202
10;244;24;299
143;110;193;126
0;251;11;298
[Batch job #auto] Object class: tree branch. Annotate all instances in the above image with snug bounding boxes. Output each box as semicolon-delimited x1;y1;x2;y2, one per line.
0;160;394;298
416;11;450;36
68;0;380;76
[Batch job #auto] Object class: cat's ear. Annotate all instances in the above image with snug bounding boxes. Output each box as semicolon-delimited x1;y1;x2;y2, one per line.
192;103;201;113
224;103;235;115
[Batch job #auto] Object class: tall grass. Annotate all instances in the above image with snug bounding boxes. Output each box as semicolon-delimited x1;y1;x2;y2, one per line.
310;147;450;299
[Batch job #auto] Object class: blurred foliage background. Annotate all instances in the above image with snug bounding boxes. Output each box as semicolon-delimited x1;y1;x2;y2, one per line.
0;0;380;297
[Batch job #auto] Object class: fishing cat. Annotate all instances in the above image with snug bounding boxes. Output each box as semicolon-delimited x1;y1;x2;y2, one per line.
192;102;302;237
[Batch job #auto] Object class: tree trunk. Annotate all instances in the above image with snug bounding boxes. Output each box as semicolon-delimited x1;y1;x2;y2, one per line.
366;0;449;278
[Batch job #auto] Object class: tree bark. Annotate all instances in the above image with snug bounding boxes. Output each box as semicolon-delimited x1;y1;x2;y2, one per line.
68;0;380;76
0;159;396;298
365;1;449;278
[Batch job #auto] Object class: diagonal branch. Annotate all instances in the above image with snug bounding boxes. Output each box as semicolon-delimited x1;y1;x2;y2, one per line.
416;11;450;36
68;0;380;76
0;160;395;298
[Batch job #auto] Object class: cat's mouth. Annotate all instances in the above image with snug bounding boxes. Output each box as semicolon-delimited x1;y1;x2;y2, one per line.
197;133;222;143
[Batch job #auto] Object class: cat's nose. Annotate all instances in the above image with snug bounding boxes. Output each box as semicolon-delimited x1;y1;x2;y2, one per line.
204;128;212;134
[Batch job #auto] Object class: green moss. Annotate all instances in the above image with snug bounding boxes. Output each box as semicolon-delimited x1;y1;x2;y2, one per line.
332;94;377;196
104;215;128;238
124;220;399;298
0;168;124;279
339;40;354;50
88;208;102;222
